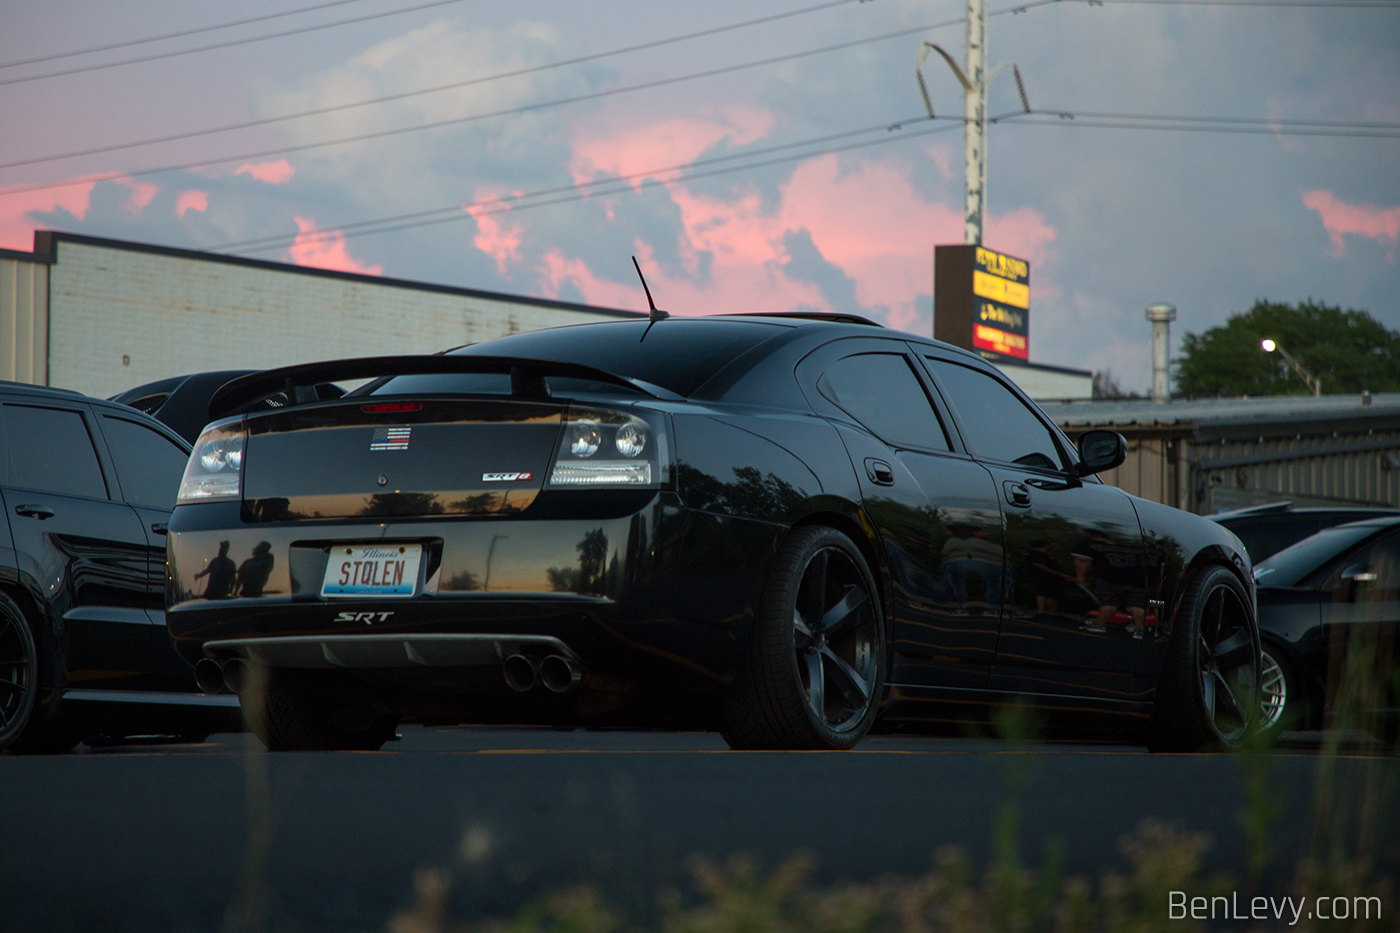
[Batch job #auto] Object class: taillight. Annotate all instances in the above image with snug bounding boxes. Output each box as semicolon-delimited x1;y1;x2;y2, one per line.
177;420;247;503
548;407;669;489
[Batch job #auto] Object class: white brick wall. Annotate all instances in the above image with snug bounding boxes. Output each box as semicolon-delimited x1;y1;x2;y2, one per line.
45;240;630;398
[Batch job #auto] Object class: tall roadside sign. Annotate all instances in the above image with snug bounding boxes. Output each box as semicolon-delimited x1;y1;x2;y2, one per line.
933;244;1030;362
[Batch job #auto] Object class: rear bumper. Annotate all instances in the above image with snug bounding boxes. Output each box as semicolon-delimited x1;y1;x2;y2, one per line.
166;494;783;693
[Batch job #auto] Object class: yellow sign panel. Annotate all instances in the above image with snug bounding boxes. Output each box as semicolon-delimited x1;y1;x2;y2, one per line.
973;270;1030;310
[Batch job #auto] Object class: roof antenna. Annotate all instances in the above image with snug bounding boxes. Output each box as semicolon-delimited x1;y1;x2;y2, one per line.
632;255;669;322
632;255;669;342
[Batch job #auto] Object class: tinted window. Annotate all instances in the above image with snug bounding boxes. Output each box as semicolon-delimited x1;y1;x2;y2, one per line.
1318;529;1400;599
925;359;1064;469
370;373;645;398
101;416;190;509
1254;523;1391;587
820;353;949;451
4;405;108;499
449;320;785;396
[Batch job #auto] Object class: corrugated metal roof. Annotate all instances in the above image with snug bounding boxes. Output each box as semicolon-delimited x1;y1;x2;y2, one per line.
1039;392;1400;430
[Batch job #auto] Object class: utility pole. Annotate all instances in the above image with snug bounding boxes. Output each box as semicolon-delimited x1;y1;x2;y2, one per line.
916;0;1027;246
963;0;987;245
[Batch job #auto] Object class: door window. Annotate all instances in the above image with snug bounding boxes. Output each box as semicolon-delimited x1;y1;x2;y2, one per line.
819;353;950;451
101;416;190;509
3;405;108;499
925;360;1064;470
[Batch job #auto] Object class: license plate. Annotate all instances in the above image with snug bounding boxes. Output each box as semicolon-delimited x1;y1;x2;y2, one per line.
322;544;422;597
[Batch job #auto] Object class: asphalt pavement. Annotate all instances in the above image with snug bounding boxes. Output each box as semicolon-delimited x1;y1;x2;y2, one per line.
1;727;1396;933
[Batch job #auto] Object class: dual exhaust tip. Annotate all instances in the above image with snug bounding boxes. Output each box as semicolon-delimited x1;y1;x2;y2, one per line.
503;654;585;694
195;657;250;695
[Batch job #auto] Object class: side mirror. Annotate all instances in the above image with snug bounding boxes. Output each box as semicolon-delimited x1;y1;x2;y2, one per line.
1076;430;1127;476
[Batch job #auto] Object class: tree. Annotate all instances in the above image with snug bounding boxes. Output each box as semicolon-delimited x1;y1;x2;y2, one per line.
1175;299;1400;397
1092;370;1140;400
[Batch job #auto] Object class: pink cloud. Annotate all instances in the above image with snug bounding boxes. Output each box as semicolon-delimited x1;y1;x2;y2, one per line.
463;186;525;274
236;159;295;185
175;189;209;219
537;120;1057;335
0;184;96;251
538;249;640;309
285;216;382;276
569;106;773;189
1302;189;1400;259
115;176;159;215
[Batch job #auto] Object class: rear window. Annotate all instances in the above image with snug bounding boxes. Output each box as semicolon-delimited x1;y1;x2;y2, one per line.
435;320;785;397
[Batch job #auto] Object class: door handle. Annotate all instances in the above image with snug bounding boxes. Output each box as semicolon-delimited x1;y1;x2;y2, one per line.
864;458;895;486
14;504;55;520
1002;481;1031;508
150;523;169;536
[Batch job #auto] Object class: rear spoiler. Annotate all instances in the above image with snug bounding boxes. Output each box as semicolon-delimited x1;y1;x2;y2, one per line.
208;354;684;420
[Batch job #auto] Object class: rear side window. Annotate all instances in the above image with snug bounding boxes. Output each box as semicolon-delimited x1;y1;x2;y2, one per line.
819;353;950;451
3;405;108;499
925;359;1065;470
101;416;190;509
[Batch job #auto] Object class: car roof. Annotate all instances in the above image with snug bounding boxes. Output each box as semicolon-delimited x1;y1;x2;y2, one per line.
1211;501;1400;522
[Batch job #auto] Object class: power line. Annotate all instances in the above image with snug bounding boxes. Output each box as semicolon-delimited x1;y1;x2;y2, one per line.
214;116;952;251
0;0;862;172
224;119;971;256
219;105;1400;256
0;0;376;70
0;14;970;199
998;109;1400;137
0;0;475;88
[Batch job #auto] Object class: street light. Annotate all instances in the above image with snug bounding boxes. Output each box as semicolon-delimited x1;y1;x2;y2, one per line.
1261;339;1321;396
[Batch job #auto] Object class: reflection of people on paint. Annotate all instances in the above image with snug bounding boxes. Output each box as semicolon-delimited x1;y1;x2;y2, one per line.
194;540;236;600
237;541;275;598
1073;529;1147;638
943;524;1004;613
1024;539;1075;615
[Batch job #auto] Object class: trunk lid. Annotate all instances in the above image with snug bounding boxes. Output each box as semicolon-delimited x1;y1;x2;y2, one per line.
241;399;561;521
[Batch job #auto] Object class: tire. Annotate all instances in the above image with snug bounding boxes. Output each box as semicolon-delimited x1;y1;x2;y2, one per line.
1146;564;1261;752
244;671;399;752
0;594;42;753
722;526;886;750
1257;645;1309;742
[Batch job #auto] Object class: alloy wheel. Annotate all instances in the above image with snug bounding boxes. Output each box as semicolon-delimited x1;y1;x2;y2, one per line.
790;546;879;733
0;609;37;747
1196;581;1259;743
1258;648;1288;733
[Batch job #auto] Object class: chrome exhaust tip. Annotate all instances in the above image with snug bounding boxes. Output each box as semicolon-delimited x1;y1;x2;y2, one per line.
540;654;584;693
503;654;541;692
194;658;225;695
222;658;250;695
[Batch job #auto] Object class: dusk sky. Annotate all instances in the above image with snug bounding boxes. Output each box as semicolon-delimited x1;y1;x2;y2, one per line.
2;0;1397;391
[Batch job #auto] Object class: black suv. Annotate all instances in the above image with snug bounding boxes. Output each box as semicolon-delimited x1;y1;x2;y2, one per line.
0;382;239;752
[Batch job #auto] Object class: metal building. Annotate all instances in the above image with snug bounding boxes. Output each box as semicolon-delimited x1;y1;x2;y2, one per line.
0;231;639;399
1041;394;1400;514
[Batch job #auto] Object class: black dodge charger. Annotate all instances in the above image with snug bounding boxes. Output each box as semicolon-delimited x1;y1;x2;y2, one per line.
166;314;1259;751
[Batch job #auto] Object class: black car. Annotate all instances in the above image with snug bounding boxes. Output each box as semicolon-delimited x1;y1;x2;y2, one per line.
112;370;345;444
1211;501;1400;564
0;382;240;753
165;315;1258;751
1252;516;1400;742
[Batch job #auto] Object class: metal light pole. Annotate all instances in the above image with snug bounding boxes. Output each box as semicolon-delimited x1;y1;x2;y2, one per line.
1146;303;1176;403
1261;339;1322;396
